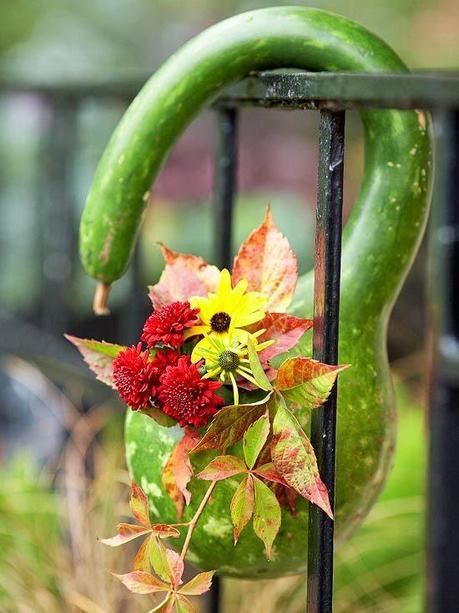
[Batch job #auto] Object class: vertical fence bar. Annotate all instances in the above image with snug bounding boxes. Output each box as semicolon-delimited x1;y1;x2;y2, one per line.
307;109;345;613
213;107;238;269
427;110;459;613
209;106;238;613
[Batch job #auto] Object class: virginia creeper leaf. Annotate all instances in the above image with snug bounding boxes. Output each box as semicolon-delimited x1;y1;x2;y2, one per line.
271;397;333;518
149;536;183;586
253;313;313;378
252;476;281;560
175;595;197;613
151;524;180;539
232;207;298;312
130;482;151;527
65;335;125;389
148;244;220;308
230;475;255;544
252;463;286;486
180;571;215;596
192;396;271;453
243;412;270;469
133;535;152;571
247;338;273;392
113;570;169;594
196;456;246;481
162;428;201;518
148;596;175;613
99;523;151;547
275;357;349;410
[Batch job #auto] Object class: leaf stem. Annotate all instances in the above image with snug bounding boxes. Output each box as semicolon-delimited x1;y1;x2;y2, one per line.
180;480;217;560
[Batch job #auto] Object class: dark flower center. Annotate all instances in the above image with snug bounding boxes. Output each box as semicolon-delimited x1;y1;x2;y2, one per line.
219;350;240;371
210;311;231;333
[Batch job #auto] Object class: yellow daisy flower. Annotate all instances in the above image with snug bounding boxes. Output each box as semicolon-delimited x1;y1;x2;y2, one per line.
186;269;266;341
191;331;273;405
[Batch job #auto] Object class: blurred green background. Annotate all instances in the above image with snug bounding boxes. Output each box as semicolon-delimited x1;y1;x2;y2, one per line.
0;1;456;611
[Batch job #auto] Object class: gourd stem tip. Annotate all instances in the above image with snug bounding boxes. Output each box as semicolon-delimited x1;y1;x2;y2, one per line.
93;282;112;316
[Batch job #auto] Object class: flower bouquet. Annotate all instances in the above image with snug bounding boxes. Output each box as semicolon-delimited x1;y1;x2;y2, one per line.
68;208;348;612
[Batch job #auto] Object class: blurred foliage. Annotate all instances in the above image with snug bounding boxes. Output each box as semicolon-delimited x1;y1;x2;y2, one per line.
0;382;425;612
0;0;457;82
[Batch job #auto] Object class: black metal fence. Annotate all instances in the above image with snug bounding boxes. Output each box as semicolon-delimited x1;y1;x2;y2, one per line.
1;70;459;612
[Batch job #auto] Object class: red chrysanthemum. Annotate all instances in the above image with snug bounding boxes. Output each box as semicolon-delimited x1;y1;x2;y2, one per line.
142;301;199;349
113;343;159;410
151;348;181;370
158;356;224;427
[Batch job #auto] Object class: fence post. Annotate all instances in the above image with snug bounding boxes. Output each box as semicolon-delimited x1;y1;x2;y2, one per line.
307;109;345;612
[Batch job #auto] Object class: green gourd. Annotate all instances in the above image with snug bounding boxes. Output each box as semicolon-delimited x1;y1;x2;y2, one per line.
79;7;431;577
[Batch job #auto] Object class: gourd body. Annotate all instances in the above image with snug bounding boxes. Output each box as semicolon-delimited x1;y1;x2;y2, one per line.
80;8;431;577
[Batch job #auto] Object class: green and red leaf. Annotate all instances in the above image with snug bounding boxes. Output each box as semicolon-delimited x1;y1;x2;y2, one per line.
275;357;349;410
179;571;215;596
148;244;220;308
162;428;201;518
252;476;281;560
230;474;255;544
271;398;333;518
65;335;125;388
196;456;246;481
232;207;298;312
252;462;286;486
133;535;152;571
113;570;169;595
150;537;184;587
243;412;270;469
253;313;313;377
130;482;151;527
99;522;151;547
175;595;197;613
192;396;271;454
151;524;181;539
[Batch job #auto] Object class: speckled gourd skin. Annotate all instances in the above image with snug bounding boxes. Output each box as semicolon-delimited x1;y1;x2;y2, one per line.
80;7;432;577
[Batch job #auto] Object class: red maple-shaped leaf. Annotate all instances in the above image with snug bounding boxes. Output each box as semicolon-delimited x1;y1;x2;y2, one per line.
65;335;125;388
271;397;333;518
148;244;220;308
232;207;298;312
162;428;201;518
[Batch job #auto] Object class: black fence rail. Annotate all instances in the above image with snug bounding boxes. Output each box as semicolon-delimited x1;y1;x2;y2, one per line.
1;70;458;612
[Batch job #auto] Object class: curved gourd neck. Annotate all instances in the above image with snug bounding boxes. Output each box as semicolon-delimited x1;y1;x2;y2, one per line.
80;7;431;317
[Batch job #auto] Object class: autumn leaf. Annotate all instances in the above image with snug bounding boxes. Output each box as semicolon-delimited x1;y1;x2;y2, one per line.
65;335;125;388
230;475;255;544
253;313;313;377
196;456;246;481
271;396;332;518
180;571;215;596
149;244;220;308
113;570;170;594
252;476;281;560
275;357;349;410
242;412;270;470
130;481;151;526
252;462;286;486
133;535;152;571
99;522;151;547
162;428;201;518
232;207;298;312
192;396;271;453
150;537;184;587
149;596;175;613
175;595;197;613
